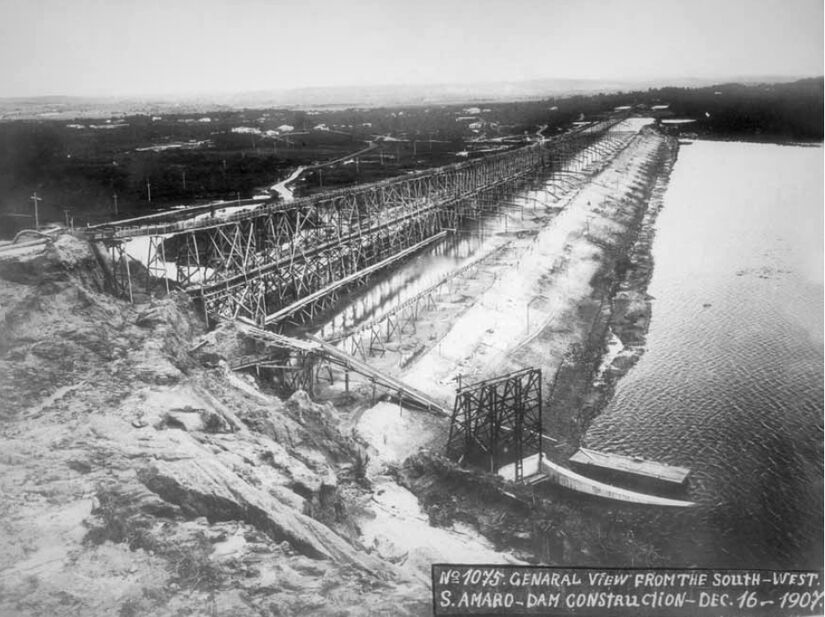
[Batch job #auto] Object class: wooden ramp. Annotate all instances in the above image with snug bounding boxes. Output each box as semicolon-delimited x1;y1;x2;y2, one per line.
569;447;690;487
234;323;322;354
498;454;696;508
308;336;450;416
233;323;449;416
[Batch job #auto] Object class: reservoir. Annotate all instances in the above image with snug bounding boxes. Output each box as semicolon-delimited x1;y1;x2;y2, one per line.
585;140;824;567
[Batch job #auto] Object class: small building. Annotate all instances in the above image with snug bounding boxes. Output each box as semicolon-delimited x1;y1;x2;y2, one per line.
231;126;262;135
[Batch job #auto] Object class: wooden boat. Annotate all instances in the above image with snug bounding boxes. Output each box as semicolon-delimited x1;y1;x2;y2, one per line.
569;447;690;490
497;453;695;507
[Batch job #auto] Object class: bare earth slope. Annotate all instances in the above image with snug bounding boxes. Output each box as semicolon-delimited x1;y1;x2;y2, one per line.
0;235;435;616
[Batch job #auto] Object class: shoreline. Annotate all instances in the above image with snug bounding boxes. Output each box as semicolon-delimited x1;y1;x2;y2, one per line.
577;133;680;448
541;131;680;458
668;132;824;147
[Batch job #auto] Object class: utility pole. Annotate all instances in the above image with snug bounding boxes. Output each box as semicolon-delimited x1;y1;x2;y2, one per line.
29;192;41;229
112;193;119;216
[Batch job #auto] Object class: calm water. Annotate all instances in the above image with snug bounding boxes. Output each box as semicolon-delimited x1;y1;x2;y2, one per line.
585;140;824;567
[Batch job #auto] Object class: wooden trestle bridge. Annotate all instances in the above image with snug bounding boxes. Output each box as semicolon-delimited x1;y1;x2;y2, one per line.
86;117;630;329
83;116;651;485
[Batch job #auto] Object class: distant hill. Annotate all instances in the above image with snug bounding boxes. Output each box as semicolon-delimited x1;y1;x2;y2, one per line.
219;75;812;109
0;75;814;119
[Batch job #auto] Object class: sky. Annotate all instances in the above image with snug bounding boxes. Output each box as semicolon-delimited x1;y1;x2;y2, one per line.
0;0;822;97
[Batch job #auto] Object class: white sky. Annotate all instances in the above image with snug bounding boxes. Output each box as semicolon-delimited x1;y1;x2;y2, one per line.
0;0;822;97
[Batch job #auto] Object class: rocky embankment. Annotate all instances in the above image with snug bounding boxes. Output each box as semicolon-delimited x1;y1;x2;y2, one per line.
598;131;678;392
0;234;434;616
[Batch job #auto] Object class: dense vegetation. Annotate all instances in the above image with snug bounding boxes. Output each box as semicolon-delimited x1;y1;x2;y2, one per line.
0;78;820;236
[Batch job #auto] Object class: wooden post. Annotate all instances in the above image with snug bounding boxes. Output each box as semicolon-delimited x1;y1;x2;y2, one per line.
123;249;133;303
29;192;41;229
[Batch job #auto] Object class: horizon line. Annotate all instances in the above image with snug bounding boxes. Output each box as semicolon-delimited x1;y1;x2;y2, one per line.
1;73;820;103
